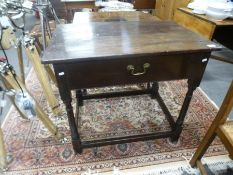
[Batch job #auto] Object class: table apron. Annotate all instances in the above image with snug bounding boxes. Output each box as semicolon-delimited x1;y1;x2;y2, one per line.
54;53;210;90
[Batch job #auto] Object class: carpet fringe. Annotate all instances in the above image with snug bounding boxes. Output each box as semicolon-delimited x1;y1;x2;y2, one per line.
96;156;233;175
81;165;199;175
99;161;233;175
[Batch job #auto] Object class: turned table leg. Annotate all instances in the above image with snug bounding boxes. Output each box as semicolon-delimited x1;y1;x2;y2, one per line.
170;80;198;142
76;90;84;106
151;82;159;99
64;99;82;154
54;66;82;153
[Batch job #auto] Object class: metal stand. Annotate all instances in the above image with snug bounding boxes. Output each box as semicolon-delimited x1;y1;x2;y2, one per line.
24;42;61;115
0;61;64;170
0;63;63;140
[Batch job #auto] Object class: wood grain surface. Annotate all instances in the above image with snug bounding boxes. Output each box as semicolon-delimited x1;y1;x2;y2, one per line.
42;21;220;64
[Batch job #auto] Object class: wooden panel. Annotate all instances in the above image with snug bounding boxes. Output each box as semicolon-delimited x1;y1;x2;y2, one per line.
217;121;233;157
190;81;233;168
132;0;156;9
155;0;175;20
174;8;233;49
63;1;96;23
73;12;160;24
174;9;216;40
178;8;233;26
64;1;95;9
172;0;192;19
155;0;190;20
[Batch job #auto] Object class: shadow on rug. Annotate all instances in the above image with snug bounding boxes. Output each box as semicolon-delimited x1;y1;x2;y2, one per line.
2;71;227;174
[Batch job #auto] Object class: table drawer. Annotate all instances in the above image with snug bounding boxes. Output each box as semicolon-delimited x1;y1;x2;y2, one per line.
60;54;205;89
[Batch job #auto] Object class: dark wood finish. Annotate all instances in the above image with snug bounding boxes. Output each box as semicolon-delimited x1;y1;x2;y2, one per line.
54;53;208;89
50;0;67;19
42;22;219;64
42;13;220;154
213;25;233;51
61;0;96;22
132;0;156;9
73;11;160;23
190;81;233;174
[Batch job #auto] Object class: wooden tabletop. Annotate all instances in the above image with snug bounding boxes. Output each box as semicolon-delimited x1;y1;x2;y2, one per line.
42;21;221;64
73;12;160;23
179;8;233;26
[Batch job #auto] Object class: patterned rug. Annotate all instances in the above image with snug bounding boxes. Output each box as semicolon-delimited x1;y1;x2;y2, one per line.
2;70;227;175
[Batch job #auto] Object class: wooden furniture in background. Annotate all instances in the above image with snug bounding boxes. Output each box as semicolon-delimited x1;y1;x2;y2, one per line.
174;8;233;40
190;81;233;175
155;0;191;20
50;0;67;19
174;8;233;64
155;0;174;20
61;0;95;22
73;11;160;23
132;0;156;9
42;12;220;153
62;0;157;22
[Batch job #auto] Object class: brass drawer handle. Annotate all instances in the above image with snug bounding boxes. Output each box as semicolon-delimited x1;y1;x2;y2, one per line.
127;63;150;76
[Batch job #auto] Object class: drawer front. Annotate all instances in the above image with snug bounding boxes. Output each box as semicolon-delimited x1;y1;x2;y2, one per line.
62;54;206;89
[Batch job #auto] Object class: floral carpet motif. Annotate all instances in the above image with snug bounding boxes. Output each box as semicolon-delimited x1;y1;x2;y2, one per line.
2;71;227;174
